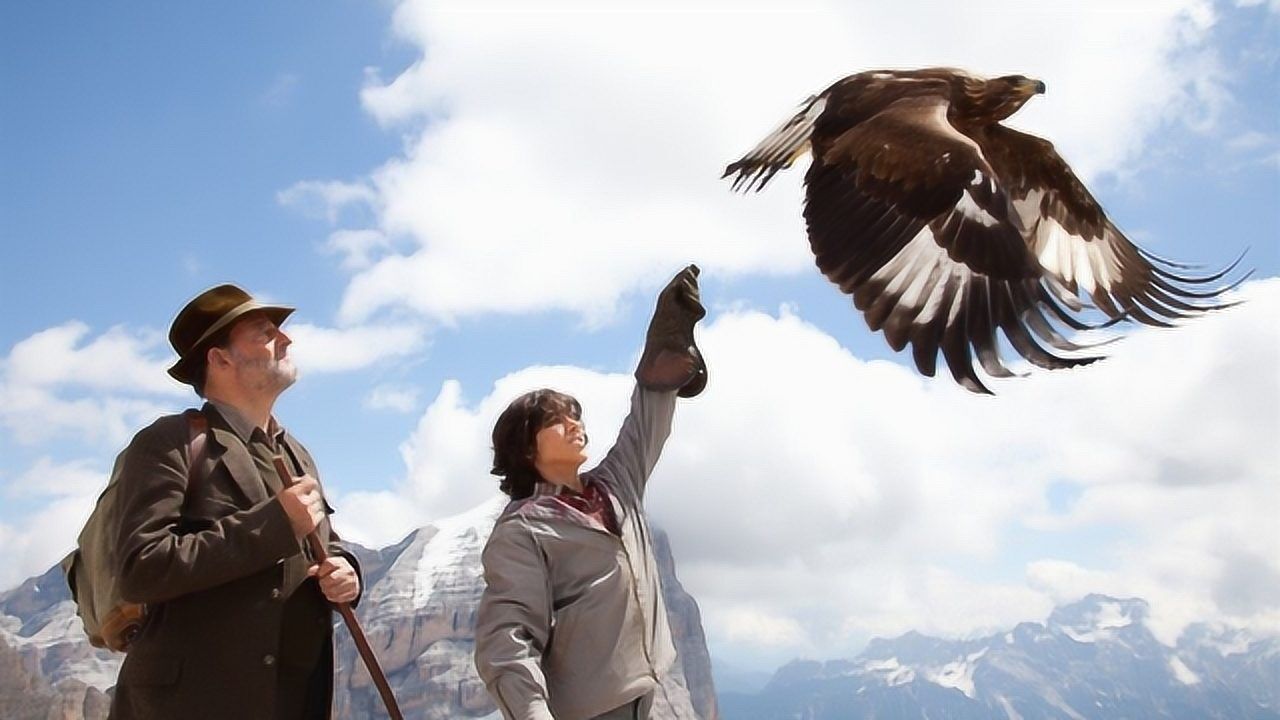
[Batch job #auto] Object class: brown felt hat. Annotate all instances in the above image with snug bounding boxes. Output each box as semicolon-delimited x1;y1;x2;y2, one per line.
167;284;294;385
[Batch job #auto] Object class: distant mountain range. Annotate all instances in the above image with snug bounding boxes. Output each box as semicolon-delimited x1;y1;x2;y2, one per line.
4;503;1277;720
720;594;1279;719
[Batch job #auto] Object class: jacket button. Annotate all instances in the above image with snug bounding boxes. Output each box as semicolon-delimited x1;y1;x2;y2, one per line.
263;654;276;667
270;588;282;600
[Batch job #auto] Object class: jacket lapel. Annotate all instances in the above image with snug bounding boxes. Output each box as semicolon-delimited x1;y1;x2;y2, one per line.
281;433;333;542
208;425;270;505
281;433;315;477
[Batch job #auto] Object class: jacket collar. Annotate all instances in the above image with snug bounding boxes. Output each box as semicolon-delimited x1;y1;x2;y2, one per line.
206;399;286;446
505;476;625;537
201;403;271;505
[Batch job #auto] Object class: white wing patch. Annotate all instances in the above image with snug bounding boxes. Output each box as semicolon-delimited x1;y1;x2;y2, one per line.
1022;203;1119;298
870;225;972;329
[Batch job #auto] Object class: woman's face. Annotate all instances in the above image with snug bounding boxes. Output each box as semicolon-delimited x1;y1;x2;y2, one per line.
534;414;588;471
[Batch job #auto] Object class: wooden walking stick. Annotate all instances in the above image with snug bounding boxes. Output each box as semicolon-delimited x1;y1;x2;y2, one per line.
272;456;405;720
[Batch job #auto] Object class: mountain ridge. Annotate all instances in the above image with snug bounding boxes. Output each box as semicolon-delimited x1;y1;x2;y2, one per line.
720;593;1279;719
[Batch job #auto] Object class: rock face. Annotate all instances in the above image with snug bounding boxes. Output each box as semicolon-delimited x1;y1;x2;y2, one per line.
0;566;117;720
0;499;719;720
720;594;1280;720
332;497;718;720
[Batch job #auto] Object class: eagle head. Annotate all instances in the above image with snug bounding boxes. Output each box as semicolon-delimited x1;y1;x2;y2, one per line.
979;74;1046;122
998;74;1046;97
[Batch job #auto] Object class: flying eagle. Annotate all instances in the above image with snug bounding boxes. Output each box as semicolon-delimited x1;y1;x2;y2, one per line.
724;68;1244;394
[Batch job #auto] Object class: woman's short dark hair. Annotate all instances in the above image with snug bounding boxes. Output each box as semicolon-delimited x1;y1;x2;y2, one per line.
491;388;583;500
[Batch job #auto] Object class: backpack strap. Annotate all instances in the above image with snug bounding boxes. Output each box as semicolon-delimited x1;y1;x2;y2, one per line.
179;409;209;516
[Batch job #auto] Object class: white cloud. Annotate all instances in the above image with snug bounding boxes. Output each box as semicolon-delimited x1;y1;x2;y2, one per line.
330;488;428;549
3;322;181;396
364;383;423;413
298;0;1234;326
284;322;429;374
353;279;1279;660
0;322;188;446
716;607;807;648
277;179;377;224
0;457;108;590
0;318;426;447
322;229;394;271
7;457;104;499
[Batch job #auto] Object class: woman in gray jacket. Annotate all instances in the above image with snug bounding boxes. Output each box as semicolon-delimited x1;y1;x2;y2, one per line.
475;266;707;720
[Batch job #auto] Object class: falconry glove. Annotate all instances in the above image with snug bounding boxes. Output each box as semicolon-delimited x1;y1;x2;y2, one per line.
636;264;707;398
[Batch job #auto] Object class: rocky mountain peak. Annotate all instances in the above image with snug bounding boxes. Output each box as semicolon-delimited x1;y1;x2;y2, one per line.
1046;593;1150;643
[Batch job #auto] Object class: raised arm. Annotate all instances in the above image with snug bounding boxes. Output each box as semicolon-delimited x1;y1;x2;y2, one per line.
597;385;678;500
474;518;555;720
599;264;707;499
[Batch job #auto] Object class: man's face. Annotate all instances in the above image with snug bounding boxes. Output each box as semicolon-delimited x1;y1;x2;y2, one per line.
220;312;296;397
534;413;588;470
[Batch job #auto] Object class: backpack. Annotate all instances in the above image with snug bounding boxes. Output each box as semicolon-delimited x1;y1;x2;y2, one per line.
61;409;209;652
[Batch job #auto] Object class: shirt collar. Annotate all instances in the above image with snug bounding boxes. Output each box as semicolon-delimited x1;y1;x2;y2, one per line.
208;399;285;445
533;478;596;498
532;481;565;498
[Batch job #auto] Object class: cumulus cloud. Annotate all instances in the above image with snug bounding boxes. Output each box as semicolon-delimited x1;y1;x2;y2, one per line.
353;279;1278;661
364;383;424;413
322;229;395;271
277;179;377;224
292;0;1233;327
286;321;428;374
3;322;181;396
0;317;429;447
0;322;187;446
1;457;109;590
7;457;104;499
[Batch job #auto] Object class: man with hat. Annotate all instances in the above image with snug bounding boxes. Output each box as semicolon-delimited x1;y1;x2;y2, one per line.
109;284;361;719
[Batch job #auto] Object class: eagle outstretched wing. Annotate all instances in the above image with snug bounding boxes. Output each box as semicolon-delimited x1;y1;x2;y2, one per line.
977;124;1245;326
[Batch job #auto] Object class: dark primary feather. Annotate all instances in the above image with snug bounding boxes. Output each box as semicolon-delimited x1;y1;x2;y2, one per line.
724;67;1245;393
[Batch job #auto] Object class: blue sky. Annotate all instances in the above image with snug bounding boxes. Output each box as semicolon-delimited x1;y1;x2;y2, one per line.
2;0;1278;671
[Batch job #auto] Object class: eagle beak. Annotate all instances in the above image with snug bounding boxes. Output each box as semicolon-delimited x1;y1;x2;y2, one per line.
1032;79;1046;95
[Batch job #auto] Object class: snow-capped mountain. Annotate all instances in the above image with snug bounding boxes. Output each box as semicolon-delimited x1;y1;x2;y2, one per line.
720;594;1280;719
0;498;718;720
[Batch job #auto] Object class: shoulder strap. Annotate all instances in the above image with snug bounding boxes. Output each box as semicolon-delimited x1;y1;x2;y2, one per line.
180;409;209;516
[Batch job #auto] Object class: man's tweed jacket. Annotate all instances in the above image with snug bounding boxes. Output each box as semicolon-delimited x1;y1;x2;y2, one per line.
109;403;358;719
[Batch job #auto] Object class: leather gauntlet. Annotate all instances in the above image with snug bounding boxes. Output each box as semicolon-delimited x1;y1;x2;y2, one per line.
636;264;708;398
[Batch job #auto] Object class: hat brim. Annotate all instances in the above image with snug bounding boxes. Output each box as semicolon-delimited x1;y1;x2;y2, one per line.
168;304;294;384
